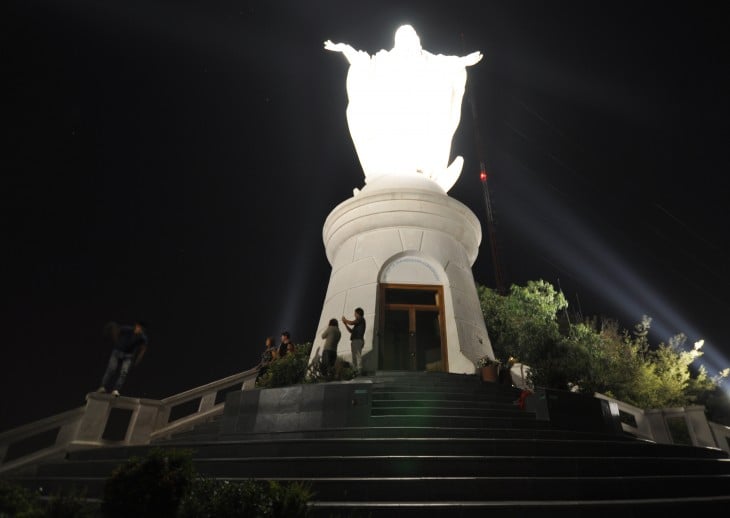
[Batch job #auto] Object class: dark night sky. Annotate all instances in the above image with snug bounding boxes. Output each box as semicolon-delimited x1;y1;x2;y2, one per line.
3;1;729;431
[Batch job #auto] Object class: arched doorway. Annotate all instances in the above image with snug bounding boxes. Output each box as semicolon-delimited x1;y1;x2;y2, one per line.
378;283;448;371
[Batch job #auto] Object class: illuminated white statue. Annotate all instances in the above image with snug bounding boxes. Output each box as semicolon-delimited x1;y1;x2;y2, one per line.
325;25;482;193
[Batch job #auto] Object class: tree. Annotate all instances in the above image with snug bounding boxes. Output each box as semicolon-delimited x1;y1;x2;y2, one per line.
479;280;729;412
479;280;577;390
102;448;195;518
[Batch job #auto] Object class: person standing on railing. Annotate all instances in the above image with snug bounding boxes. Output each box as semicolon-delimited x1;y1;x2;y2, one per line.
96;321;148;397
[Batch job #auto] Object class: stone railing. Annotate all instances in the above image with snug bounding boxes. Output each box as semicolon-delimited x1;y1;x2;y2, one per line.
0;367;258;475
594;392;730;454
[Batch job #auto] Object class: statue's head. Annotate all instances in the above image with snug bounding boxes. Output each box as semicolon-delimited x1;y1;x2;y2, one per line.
393;25;421;54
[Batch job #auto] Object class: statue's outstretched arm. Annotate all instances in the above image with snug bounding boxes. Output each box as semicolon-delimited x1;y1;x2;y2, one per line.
324;40;368;64
460;51;483;67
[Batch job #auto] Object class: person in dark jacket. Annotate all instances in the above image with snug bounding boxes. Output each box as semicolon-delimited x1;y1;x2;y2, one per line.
278;331;293;359
342;307;366;375
320;318;342;377
97;321;148;397
256;336;276;383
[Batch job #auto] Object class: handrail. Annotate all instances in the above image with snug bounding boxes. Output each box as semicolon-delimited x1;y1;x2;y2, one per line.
3;369;727;475
0;406;86;474
0;407;85;444
594;392;730;454
0;366;260;475
151;368;258;441
161;367;258;405
593;393;653;439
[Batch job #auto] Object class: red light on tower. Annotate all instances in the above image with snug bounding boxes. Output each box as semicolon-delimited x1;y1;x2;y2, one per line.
479;170;487;182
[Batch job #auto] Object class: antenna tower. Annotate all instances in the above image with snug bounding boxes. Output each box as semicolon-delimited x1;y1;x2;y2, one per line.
462;33;505;295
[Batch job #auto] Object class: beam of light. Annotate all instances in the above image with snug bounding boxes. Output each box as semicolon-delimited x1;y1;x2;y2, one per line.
493;150;729;388
274;231;320;345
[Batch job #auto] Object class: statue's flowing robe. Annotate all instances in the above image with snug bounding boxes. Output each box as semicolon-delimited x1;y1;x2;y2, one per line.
345;49;469;192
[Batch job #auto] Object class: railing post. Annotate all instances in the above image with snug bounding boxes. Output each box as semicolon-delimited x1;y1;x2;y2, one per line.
708;421;730;454
127;401;162;445
55;418;81;447
198;392;216;413
243;373;257;390
154;406;172;430
644;408;672;444
74;394;113;445
682;406;716;448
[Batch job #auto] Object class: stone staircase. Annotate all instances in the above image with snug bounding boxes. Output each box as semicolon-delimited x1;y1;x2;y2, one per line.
6;371;730;516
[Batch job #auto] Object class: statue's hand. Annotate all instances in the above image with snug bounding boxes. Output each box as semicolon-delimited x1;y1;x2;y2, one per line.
324;40;345;52
461;51;483;66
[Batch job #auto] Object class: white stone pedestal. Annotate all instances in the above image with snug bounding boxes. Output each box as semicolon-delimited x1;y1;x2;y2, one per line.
309;175;494;374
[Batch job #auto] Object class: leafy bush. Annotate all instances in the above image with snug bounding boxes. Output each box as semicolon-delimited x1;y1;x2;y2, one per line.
479;280;730;411
178;477;264;517
101;447;195;517
307;355;355;383
256;342;358;388
331;357;355;382
267;480;312;518
178;477;312;518
256;342;313;388
0;480;43;518
0;480;95;518
44;487;94;518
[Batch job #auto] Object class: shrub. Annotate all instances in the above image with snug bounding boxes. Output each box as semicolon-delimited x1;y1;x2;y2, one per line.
257;342;313;388
178;478;312;518
307;355;355;384
331;357;355;382
101;447;195;518
267;480;312;518
178;477;264;518
44;486;94;518
0;480;96;518
0;480;43;518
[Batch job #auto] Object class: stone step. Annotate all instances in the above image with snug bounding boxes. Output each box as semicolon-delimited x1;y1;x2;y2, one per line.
305;474;730;501
372;380;519;394
307;496;730;517
66;437;727;463
187;425;635;443
153;418;223;443
7;370;729;516
372;392;518;404
372;371;482;381
36;455;730;479
368;414;542;428
372;390;519;405
370;405;530;418
372;379;515;390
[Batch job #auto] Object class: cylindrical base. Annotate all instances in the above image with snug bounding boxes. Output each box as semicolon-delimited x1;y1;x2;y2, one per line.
310;177;493;375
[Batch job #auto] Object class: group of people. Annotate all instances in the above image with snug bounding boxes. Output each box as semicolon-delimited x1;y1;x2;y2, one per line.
256;331;296;381
320;307;366;377
256;306;367;381
94;307;367;398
